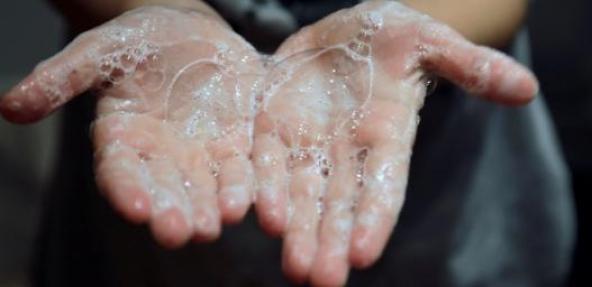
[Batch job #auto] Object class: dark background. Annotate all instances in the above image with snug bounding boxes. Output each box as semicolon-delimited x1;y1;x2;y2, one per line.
529;0;592;286
0;0;590;286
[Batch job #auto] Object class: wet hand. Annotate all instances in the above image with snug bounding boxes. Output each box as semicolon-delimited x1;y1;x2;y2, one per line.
251;1;538;286
0;6;264;247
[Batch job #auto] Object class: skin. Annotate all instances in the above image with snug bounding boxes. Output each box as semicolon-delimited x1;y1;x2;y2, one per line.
1;5;265;247
401;0;528;47
255;2;536;285
49;0;529;46
1;0;536;286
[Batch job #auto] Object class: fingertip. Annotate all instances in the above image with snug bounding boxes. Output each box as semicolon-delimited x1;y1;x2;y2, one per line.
258;209;286;238
191;208;222;243
349;242;378;269
150;208;192;249
282;238;315;284
218;185;252;224
348;229;382;269
486;60;540;106
115;189;152;225
310;255;350;287
511;70;539;105
255;201;287;237
0;80;49;124
0;98;25;123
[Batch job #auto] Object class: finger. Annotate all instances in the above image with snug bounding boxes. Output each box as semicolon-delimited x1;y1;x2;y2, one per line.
185;160;222;243
217;155;254;224
419;23;538;105
282;167;324;284
349;144;408;269
310;143;357;287
0;31;106;123
144;158;193;248
253;132;289;236
94;142;152;224
93;111;194;248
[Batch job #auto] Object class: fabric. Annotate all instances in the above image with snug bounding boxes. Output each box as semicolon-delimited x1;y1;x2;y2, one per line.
33;1;575;286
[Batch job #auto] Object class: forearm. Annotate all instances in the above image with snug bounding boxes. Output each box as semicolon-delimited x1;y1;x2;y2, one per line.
400;0;528;47
49;0;221;31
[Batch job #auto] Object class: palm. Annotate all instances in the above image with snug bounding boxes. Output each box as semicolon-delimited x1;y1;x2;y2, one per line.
252;1;538;285
93;8;265;246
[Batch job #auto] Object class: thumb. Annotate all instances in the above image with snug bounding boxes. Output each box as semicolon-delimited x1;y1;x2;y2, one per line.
420;23;538;106
0;31;107;123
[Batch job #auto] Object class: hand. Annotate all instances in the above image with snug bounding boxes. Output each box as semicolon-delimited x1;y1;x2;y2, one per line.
0;6;264;247
251;1;537;286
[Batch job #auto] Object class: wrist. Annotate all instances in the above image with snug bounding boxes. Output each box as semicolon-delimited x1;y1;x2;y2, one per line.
122;0;226;25
51;0;225;32
122;0;219;17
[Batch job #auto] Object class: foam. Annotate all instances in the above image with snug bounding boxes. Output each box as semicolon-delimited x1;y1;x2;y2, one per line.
82;3;453;232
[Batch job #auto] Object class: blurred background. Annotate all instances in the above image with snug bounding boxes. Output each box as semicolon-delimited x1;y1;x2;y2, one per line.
529;1;592;286
0;0;590;286
0;1;62;286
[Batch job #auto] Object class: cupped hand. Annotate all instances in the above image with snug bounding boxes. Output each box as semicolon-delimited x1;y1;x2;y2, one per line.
251;1;538;286
0;6;264;247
